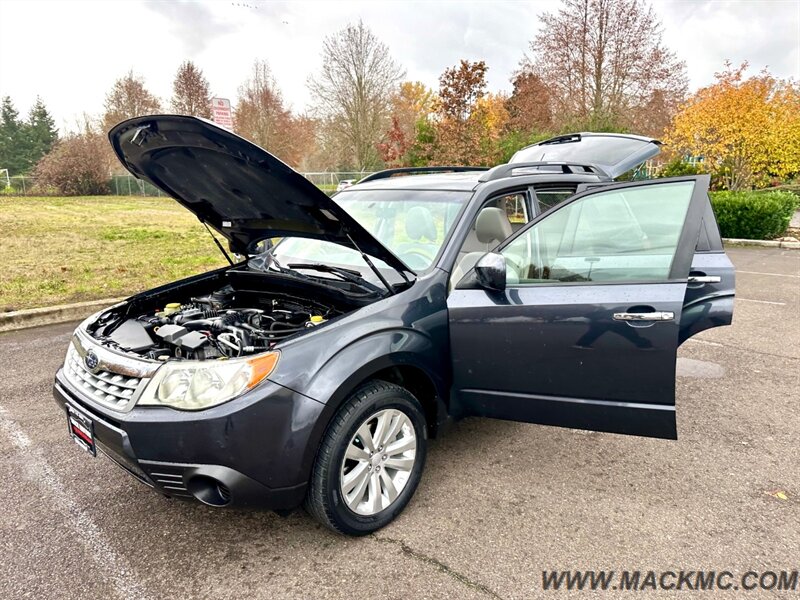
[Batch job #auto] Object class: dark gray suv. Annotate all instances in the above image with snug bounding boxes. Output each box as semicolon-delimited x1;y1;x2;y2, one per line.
53;116;735;535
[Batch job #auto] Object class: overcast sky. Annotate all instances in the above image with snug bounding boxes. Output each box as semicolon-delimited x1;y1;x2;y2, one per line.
0;0;798;132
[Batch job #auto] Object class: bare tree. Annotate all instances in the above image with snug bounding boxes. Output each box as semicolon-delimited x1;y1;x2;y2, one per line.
171;61;212;118
308;20;405;170
527;0;687;135
234;60;315;167
103;71;162;131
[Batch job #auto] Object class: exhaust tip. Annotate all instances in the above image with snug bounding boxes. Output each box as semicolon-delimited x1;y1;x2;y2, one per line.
187;475;232;507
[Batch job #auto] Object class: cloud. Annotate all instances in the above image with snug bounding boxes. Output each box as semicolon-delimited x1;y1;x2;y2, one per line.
141;1;238;55
1;0;797;131
654;0;799;88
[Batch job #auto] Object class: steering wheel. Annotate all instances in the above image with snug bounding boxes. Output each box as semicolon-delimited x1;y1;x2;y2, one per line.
398;249;433;271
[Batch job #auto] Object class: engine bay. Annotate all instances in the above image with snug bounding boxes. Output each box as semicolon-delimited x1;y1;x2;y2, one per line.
88;282;341;361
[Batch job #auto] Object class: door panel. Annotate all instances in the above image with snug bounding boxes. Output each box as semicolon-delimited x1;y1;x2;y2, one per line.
448;176;712;439
680;252;736;344
449;283;685;438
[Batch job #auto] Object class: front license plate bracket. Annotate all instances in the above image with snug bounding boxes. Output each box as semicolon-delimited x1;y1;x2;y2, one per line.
67;407;96;457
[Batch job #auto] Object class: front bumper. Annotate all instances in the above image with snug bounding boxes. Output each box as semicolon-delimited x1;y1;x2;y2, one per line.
53;368;327;511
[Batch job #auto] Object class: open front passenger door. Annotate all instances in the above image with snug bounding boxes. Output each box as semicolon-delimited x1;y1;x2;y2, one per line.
447;175;730;439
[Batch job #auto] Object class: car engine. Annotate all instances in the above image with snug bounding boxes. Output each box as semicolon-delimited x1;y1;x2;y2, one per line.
93;287;335;361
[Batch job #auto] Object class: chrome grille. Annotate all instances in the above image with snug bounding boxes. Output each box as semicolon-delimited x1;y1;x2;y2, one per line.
63;343;147;411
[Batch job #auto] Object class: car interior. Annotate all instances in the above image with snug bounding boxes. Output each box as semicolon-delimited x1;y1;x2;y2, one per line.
451;205;516;285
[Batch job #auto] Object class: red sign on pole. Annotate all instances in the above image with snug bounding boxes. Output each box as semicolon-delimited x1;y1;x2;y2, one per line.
210;98;233;129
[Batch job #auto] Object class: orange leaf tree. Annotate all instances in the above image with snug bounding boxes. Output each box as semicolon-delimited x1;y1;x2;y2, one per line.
433;60;489;165
667;62;800;190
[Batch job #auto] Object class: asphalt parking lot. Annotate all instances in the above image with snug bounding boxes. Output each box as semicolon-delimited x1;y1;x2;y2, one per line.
1;246;797;599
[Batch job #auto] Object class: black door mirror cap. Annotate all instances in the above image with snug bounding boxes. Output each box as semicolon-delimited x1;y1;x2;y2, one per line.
474;252;507;291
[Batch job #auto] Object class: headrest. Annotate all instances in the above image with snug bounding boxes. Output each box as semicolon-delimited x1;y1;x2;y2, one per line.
406;206;437;242
476;207;513;244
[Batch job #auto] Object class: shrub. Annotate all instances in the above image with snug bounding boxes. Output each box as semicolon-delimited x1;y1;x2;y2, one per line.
710;190;799;240
757;184;800;199
33;120;114;196
658;158;700;178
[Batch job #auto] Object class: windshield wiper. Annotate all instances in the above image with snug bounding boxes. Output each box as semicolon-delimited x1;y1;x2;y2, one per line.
287;263;384;295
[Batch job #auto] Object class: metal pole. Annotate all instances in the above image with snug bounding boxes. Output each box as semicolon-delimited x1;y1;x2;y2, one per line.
127;176;131;196
21;176;26;196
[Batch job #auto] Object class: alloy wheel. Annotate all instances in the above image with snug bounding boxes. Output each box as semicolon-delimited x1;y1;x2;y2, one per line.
339;408;417;516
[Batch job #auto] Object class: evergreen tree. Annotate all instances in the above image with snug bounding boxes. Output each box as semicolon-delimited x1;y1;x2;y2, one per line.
0;96;30;175
27;97;58;170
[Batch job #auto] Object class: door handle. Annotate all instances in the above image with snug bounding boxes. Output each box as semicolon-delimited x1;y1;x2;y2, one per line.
613;311;674;322
687;275;721;284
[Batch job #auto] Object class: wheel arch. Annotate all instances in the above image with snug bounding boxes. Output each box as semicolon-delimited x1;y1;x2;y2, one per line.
319;354;448;437
297;348;450;489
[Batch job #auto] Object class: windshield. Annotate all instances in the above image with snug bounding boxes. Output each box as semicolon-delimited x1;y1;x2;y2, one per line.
267;189;471;280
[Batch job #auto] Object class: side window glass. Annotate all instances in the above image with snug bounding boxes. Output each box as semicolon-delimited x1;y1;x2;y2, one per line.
496;192;528;227
456;191;528;257
503;182;694;284
534;188;576;212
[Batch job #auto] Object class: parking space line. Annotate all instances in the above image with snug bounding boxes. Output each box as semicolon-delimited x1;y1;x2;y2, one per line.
0;404;152;600
737;298;787;306
737;270;800;278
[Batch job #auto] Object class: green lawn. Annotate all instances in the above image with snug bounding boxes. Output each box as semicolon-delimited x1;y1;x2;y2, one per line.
0;196;228;312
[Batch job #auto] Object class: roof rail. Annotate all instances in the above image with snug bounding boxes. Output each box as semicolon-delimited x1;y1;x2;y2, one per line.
478;161;608;182
358;166;489;184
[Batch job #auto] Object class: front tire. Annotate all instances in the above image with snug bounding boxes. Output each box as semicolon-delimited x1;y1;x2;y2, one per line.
304;380;427;535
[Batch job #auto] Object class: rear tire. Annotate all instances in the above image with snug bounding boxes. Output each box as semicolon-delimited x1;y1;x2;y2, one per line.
304;380;427;535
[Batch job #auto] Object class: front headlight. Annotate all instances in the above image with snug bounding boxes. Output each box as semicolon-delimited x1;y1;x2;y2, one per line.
137;352;279;410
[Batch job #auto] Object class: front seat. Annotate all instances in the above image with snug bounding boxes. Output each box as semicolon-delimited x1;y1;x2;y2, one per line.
405;206;437;243
395;206;438;269
451;207;513;285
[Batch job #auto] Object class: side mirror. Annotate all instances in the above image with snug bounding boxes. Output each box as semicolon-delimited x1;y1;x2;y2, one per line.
474;252;506;291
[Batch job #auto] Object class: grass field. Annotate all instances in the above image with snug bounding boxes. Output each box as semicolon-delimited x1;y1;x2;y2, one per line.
0;196;228;312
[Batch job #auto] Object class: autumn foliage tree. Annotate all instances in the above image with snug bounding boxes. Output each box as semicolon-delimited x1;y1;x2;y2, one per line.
171;61;212;118
473;93;510;165
378;82;436;166
505;70;552;135
527;0;687;135
433;60;489;165
234;60;315;168
667;62;800;190
376;116;409;166
103;71;161;131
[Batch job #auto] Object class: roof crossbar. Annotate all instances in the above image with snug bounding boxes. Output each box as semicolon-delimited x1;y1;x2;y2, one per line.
478;161;608;182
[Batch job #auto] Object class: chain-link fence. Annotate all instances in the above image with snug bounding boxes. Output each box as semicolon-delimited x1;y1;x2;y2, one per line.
1;172;376;197
0;164;665;196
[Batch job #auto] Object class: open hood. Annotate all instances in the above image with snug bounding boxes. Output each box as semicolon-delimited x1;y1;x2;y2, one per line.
509;132;661;179
109;115;410;273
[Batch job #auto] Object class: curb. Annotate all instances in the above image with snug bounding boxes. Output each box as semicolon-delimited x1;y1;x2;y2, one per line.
723;238;800;249
0;297;126;334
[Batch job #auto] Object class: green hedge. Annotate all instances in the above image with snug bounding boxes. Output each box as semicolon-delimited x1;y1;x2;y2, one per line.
709;191;799;240
756;184;800;199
